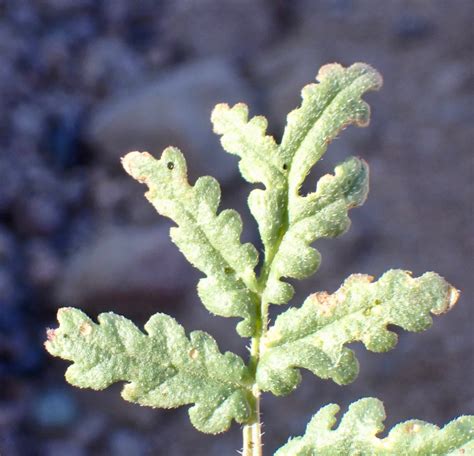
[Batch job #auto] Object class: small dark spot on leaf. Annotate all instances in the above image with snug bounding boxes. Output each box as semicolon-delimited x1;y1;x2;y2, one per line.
282;163;288;170
167;161;174;170
224;267;233;274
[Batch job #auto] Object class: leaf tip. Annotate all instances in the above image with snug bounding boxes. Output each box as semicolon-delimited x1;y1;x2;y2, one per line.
211;102;230;114
44;328;57;354
431;277;460;316
444;286;461;313
121;151;154;183
46;327;56;342
316;62;383;90
352;62;384;90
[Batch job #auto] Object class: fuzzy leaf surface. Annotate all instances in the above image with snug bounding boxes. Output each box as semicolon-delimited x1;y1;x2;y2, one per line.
267;156;369;301
212;63;382;305
45;308;253;434
257;270;459;395
275;398;474;455
122;149;259;337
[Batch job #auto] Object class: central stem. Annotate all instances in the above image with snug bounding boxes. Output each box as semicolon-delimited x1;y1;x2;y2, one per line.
242;185;289;456
242;336;262;455
242;336;262;456
242;296;269;456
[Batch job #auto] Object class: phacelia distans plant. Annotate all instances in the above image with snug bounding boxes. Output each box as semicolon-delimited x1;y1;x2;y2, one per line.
46;63;473;455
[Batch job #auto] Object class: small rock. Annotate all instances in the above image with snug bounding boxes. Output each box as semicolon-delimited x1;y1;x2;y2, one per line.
13;194;65;236
0;158;22;214
5;0;40;30
81;37;145;94
0;227;18;264
100;0;129;30
42;439;86;456
36;0;94;17
61;172;87;209
73;413;107;446
55;225;198;315
32;389;78;431
43;110;86;170
100;0;157;32
25;240;61;288
250;38;325;133
0;326;44;376
326;0;354;17
88;169;130;215
0;67;28;110
0;267;16;304
163;0;275;58
11;103;45;144
432;61;472;95
394;14;434;43
109;429;149;456
0;23;30;63
88;168;156;224
0;430;21;456
61;13;98;45
37;33;71;81
86;59;255;185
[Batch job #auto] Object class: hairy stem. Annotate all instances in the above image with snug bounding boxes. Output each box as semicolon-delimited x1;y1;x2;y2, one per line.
242;198;289;455
242;413;261;456
242;168;292;455
242;320;262;455
243;294;270;455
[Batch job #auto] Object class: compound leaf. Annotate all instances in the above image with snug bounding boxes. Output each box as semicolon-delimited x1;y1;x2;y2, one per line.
275;398;474;455
122;149;259;337
212;63;381;306
265;156;369;304
212;103;285;255
45;308;254;434
257;270;459;395
281;63;382;194
211;102;284;190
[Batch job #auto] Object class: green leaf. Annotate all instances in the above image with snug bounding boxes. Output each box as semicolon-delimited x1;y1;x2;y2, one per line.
265;156;369;303
211;102;284;189
45;308;254;434
275;398;474;455
211;102;285;256
212;63;382;305
122;148;259;337
281;63;382;194
257;270;459;395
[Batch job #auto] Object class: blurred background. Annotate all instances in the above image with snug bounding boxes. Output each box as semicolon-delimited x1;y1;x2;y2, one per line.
0;0;473;454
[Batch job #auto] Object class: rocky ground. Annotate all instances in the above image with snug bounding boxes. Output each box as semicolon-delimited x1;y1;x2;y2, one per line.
0;1;473;454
